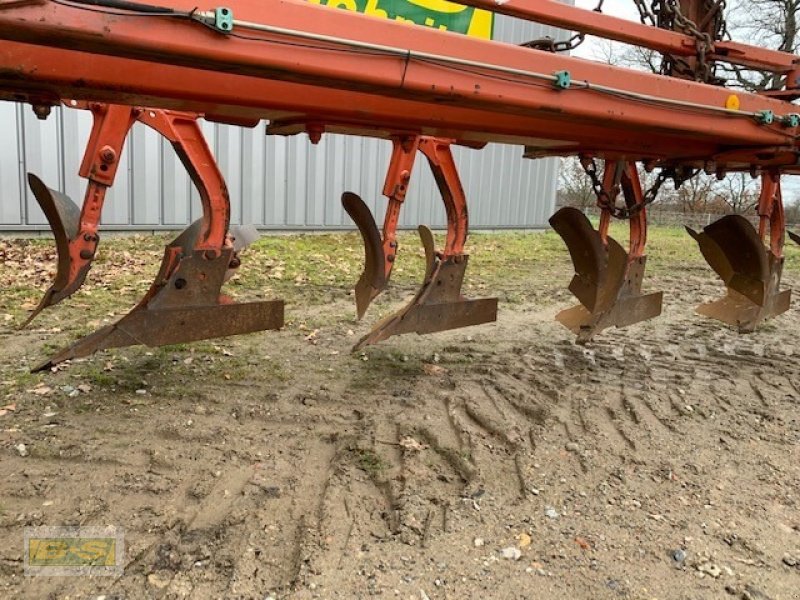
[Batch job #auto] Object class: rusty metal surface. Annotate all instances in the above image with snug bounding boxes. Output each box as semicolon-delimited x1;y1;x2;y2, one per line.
689;215;790;331
353;226;497;350
21;173;87;327
549;207;626;312
342;192;386;319
556;256;663;343
552;207;662;343
687;215;769;305
34;229;284;371
694;250;790;332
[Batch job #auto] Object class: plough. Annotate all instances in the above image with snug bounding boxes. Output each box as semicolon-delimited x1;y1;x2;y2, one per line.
0;0;798;368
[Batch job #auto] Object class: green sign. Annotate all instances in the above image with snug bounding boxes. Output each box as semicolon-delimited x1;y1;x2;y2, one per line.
309;0;495;40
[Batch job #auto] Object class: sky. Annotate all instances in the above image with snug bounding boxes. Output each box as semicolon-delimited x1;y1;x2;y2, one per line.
572;0;640;60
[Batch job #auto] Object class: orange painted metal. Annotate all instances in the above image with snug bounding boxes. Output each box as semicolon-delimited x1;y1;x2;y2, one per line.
757;170;785;258
342;135;472;320
381;136;420;280
455;0;797;74
0;1;798;172
418;137;469;258
136;109;229;254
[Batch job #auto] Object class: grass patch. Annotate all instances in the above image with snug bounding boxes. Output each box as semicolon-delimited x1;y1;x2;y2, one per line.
353;448;388;477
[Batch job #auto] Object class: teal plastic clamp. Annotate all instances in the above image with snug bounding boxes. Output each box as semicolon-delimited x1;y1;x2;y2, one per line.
781;113;800;128
756;110;775;125
214;7;233;33
554;70;571;90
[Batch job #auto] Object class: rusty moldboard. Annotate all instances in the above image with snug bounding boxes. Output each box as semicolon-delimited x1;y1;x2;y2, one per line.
551;207;663;343
342;191;387;320
689;215;790;331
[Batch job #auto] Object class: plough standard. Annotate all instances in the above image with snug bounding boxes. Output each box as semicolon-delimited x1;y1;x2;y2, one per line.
0;0;798;368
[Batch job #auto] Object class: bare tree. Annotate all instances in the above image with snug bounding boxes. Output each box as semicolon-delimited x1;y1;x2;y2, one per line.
716;172;760;214
557;157;597;209
719;0;800;90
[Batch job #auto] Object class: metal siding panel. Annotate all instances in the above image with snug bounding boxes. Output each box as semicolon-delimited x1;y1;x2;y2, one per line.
306;137;327;226
265;134;287;226
285;136;307;226
21;107;62;226
60;106;89;208
240;123;266;227
131;122;162;225
0;102;22;225
161;135;192;226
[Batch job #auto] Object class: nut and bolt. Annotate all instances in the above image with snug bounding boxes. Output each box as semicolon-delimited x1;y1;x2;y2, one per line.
99;146;117;164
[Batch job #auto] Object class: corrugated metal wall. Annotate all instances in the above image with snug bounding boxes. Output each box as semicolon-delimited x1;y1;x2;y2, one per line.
0;14;566;232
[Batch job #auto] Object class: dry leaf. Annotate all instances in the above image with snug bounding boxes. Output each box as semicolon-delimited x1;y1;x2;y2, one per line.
28;384;53;396
423;364;448;376
575;537;591;550
399;436;428;452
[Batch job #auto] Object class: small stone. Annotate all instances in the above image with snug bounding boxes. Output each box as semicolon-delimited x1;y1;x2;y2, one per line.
500;546;522;561
697;562;722;578
135;389;147;395
517;533;532;549
565;442;580;453
672;549;687;564
15;443;28;457
473;537;485;548
147;572;171;589
782;554;798;567
544;507;559;520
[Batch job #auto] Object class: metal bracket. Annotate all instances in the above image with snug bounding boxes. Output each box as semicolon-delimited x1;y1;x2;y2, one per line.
554;70;571;89
214;7;233;33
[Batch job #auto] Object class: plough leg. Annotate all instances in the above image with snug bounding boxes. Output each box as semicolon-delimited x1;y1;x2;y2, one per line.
687;170;790;331
551;159;663;343
352;137;497;350
342;135;420;318
34;108;283;371
22;102;138;326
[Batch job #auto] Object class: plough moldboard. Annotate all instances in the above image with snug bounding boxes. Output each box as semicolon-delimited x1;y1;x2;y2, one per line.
2;0;800;369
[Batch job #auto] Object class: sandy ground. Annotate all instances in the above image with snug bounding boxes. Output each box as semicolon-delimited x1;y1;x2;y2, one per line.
1;233;799;600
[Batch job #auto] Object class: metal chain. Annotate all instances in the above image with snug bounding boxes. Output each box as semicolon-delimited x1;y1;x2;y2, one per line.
521;0;606;54
632;0;727;82
581;158;673;220
521;32;587;53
